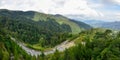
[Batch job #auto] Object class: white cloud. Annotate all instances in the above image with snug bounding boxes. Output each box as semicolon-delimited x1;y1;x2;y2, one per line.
109;0;120;5
0;0;119;21
0;0;102;18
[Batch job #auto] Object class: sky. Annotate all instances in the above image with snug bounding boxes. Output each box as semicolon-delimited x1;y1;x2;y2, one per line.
0;0;120;21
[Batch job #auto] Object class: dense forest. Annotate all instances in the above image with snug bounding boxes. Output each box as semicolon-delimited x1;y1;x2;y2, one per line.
0;16;72;48
0;9;92;34
0;28;33;60
0;9;92;49
1;27;120;60
41;29;120;60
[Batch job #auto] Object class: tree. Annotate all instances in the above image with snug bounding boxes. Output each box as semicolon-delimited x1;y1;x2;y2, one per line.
40;51;45;60
63;49;70;60
51;49;61;60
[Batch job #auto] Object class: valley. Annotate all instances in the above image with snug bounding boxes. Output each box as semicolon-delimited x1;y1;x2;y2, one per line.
10;37;75;56
0;9;120;60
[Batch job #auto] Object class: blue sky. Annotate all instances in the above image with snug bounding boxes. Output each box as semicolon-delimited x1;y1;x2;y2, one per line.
0;0;120;21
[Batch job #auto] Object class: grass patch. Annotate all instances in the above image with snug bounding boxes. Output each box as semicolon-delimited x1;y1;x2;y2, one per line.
25;43;44;51
25;43;53;51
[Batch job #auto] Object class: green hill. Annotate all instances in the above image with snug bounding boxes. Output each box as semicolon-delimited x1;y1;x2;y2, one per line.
0;9;92;48
0;9;92;34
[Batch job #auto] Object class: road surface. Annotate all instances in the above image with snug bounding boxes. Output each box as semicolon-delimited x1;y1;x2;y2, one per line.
11;37;75;57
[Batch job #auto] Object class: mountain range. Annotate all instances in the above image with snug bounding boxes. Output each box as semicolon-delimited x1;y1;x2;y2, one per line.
81;20;120;30
0;9;92;47
0;9;92;34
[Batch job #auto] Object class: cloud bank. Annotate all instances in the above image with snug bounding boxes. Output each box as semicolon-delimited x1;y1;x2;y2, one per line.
0;0;120;21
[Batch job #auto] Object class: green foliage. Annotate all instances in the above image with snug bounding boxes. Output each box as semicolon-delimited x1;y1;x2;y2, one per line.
0;28;32;60
51;49;61;60
0;16;72;47
0;9;92;34
44;29;120;60
0;9;92;49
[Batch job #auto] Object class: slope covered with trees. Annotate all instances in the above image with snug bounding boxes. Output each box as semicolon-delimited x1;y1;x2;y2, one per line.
0;24;120;60
0;16;72;48
0;28;33;60
43;29;120;60
0;9;92;50
0;9;92;34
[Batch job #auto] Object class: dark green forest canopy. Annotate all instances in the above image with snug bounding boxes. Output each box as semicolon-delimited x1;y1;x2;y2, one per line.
0;16;71;46
0;28;32;60
0;9;92;33
0;23;120;60
0;9;92;47
46;29;120;60
0;9;99;60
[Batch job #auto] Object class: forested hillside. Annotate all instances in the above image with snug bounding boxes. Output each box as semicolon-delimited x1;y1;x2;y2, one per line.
0;9;91;50
0;24;120;60
0;16;72;48
42;29;120;60
0;9;92;34
0;28;33;60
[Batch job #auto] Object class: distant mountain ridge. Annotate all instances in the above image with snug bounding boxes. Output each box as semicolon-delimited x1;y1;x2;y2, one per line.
80;20;106;27
0;9;92;34
81;19;120;30
0;9;92;47
99;21;120;30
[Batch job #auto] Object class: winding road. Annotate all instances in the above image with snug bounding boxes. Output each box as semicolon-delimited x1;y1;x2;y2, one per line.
11;37;75;57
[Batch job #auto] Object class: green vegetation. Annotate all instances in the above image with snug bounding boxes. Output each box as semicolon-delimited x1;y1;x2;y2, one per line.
32;13;92;34
2;9;119;60
25;43;44;51
50;15;82;34
0;16;72;48
0;9;91;50
0;28;32;60
0;23;120;60
0;9;92;34
21;29;119;60
44;29;120;60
